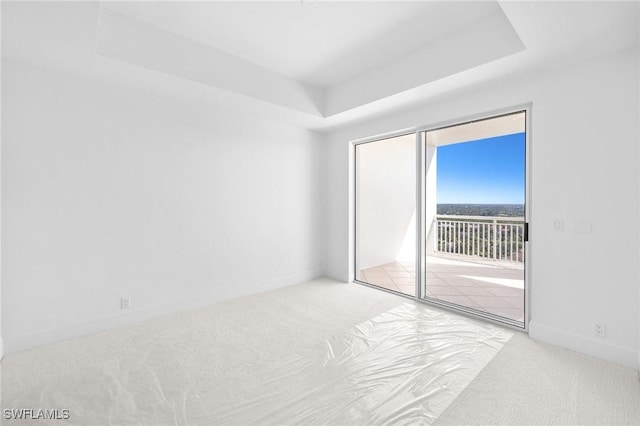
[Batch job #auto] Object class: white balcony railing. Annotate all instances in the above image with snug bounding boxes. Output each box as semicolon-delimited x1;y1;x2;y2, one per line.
434;215;525;263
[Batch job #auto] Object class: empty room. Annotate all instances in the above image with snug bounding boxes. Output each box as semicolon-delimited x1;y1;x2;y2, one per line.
1;1;639;425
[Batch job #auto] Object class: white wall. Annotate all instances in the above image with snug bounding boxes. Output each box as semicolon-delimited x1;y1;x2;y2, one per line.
0;1;3;360
1;60;325;353
355;134;415;271
326;48;640;369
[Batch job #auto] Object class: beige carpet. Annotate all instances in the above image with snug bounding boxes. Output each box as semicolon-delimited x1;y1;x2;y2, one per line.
2;279;404;425
209;303;511;425
436;332;640;425
1;279;510;425
2;278;639;425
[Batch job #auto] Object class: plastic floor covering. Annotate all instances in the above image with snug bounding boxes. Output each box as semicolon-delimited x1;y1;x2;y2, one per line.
211;303;512;425
3;299;512;425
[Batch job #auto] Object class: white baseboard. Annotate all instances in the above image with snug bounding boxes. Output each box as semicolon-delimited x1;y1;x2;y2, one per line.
529;321;639;370
4;269;322;355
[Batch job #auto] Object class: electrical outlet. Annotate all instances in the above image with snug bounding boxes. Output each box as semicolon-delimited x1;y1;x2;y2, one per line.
120;296;132;310
553;219;564;232
594;323;606;337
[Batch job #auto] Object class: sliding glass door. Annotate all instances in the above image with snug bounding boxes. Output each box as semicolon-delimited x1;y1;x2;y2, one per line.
354;110;528;328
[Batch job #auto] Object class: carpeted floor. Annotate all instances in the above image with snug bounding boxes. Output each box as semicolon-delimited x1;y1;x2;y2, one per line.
1;278;639;425
436;331;640;425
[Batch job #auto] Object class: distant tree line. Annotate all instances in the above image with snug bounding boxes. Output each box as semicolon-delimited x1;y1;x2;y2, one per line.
437;204;524;217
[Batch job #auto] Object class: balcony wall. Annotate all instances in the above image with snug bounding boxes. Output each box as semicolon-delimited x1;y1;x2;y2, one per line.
355;134;415;270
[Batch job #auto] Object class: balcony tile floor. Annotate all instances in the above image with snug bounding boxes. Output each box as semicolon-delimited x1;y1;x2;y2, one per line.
359;255;524;323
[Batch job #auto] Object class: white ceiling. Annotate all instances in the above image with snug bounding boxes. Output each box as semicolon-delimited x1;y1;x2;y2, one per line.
2;1;639;131
100;1;501;89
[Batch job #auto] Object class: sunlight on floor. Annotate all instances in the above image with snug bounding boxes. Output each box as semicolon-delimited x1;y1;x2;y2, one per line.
359;256;524;322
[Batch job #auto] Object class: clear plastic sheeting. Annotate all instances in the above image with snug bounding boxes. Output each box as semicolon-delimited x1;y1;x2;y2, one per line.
211;303;512;425
2;300;512;425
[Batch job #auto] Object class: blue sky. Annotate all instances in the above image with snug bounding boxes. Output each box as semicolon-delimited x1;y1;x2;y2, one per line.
436;132;525;204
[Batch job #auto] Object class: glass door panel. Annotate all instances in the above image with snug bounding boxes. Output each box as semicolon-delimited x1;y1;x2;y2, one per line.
355;134;416;296
422;112;527;327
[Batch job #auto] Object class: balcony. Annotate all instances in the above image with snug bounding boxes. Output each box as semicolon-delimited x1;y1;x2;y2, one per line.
435;215;525;263
358;215;525;322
